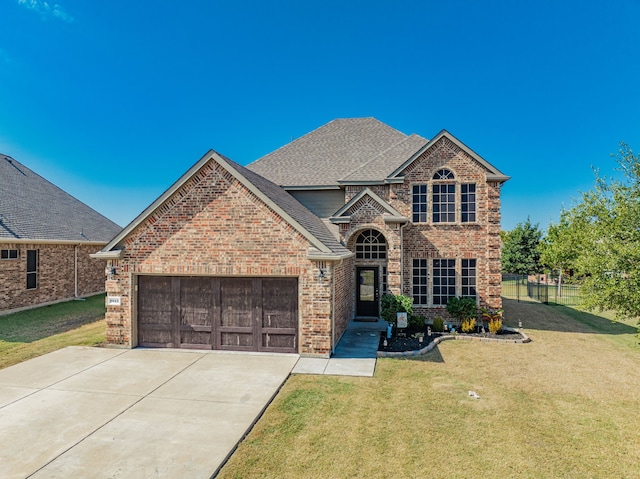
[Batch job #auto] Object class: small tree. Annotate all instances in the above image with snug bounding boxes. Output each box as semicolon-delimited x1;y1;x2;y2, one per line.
501;218;543;275
565;143;640;322
540;208;585;298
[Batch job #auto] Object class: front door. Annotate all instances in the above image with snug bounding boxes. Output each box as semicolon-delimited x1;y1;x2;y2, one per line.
356;267;379;317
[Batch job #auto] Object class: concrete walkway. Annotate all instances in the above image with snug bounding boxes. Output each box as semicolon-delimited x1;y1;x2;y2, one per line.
292;319;387;377
0;323;385;478
0;347;298;479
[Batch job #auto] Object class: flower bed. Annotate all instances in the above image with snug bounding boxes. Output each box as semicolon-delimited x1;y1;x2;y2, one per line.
377;326;530;357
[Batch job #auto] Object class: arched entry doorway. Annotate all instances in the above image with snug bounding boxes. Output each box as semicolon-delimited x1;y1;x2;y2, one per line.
354;229;387;318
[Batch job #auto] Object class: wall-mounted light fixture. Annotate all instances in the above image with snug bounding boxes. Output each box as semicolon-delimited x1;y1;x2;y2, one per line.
317;261;327;280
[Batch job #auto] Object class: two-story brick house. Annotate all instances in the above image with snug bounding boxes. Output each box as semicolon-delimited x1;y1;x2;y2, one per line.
93;118;508;357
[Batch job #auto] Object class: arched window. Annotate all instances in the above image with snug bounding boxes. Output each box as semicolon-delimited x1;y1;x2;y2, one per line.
433;169;455;180
355;230;387;260
432;168;455;223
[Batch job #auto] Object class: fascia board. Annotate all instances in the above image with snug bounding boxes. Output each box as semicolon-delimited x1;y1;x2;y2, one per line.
387;130;509;182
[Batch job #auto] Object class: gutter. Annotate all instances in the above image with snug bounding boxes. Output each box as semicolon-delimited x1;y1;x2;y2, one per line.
0;239;107;246
90;249;124;259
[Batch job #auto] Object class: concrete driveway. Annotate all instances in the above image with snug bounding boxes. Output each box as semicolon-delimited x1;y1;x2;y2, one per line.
0;346;298;478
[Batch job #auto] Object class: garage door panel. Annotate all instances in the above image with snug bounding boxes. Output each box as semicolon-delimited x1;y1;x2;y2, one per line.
137;276;297;353
180;277;213;328
139;327;174;348
262;332;296;351
180;328;212;349
220;332;254;349
179;277;213;348
138;276;178;347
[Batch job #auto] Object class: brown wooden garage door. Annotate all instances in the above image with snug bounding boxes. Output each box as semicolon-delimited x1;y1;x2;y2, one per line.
137;276;298;353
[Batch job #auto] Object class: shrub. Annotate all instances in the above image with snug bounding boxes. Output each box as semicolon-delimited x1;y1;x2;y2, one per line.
446;297;477;324
380;294;414;324
409;315;426;329
461;318;477;333
481;308;503;334
432;316;444;332
488;318;503;334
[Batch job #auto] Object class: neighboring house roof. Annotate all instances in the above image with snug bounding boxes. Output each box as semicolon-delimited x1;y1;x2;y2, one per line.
247;118;426;188
95;150;352;260
0;154;122;243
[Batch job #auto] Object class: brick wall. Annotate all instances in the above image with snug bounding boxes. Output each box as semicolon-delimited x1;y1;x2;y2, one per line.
337;136;504;321
394;136;503;317
0;243;107;312
332;256;355;346
104;159;336;356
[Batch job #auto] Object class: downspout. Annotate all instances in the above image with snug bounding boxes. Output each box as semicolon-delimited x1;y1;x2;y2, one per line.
74;245;79;298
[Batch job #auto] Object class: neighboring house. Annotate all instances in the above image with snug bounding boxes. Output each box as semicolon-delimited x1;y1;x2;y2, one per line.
0;154;122;313
93;118;509;356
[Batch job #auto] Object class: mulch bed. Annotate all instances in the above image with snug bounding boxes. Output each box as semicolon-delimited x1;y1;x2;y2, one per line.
378;327;524;353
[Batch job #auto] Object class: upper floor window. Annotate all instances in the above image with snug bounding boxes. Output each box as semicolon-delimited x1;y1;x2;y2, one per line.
461;183;476;222
432;183;456;223
412;185;427;223
355;229;387;260
432;169;455;223
411;170;477;224
1;249;18;259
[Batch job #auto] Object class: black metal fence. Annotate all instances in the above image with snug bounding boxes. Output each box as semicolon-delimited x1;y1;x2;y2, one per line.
502;274;582;306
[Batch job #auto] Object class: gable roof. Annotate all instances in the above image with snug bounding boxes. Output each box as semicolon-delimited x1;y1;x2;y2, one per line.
94;150;352;261
247;118;427;187
0;154;122;243
388;130;510;182
330;188;408;224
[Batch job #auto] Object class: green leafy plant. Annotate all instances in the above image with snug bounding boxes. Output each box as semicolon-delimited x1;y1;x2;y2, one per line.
432;316;444;332
380;294;414;325
446;297;477;325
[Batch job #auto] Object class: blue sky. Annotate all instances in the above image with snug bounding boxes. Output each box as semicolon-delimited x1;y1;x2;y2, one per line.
1;0;639;232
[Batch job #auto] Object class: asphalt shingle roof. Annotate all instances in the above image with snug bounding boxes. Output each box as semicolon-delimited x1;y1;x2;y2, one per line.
247;118;426;186
221;155;351;256
0;154;122;242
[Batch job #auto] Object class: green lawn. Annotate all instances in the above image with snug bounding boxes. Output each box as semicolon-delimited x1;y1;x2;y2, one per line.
1;293;638;478
218;299;640;479
0;294;106;369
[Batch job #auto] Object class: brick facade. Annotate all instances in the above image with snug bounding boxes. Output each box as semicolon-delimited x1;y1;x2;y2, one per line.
337;136;503;322
0;243;107;312
104;159;352;356
98;129;505;355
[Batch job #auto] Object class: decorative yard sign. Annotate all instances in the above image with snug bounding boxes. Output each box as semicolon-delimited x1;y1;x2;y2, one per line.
397;312;408;328
107;296;122;306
